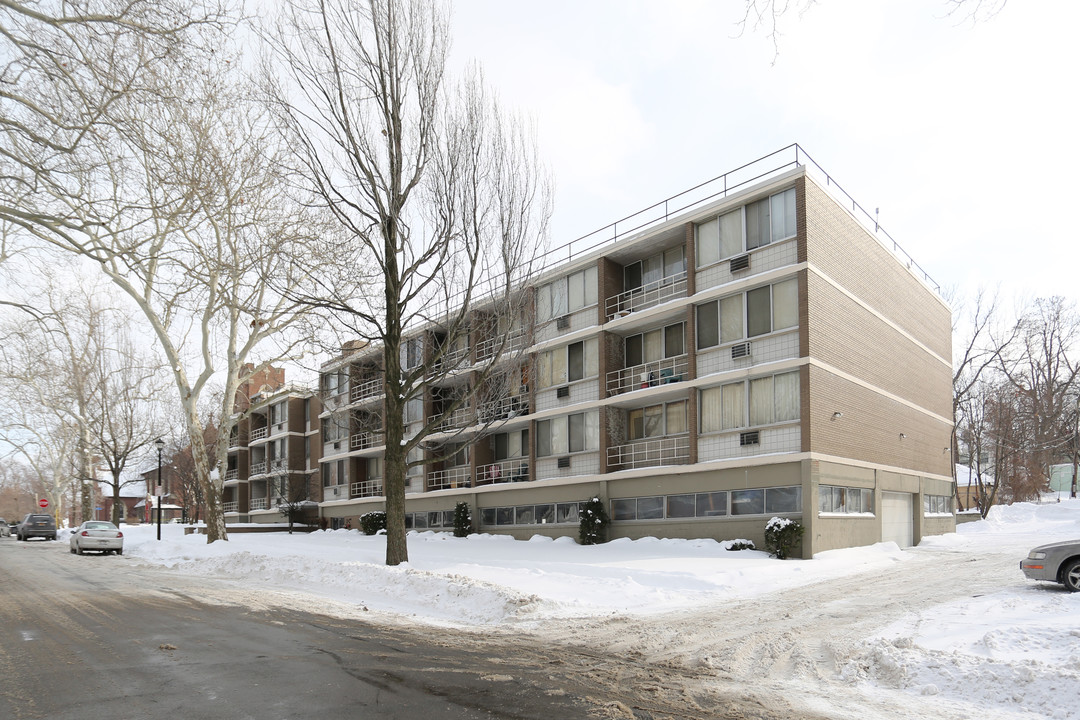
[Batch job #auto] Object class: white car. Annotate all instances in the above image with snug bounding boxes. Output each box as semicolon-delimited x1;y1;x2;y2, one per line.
69;521;124;555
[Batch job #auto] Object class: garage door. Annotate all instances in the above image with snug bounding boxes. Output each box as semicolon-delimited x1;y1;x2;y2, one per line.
881;492;914;548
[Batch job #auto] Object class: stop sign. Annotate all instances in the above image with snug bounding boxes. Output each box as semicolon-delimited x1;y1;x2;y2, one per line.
38;498;48;509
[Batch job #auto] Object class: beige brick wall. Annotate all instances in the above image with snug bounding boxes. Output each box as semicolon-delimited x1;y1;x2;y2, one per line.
807;365;952;476
802;177;952;362
805;270;952;418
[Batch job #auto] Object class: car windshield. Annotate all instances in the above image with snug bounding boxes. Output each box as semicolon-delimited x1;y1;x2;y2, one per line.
85;522;116;530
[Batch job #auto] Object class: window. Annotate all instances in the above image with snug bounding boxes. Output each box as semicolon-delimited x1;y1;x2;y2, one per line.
820;486;874;514
322;413;349;443
766;486;802;513
730;489;765;515
402;337;423;370
924;494;952;515
613;492;732;520
696;188;797;266
612;496;665;521
537;411;599;456
321;459;346;487
406;447;423;477
624;247;686;291
269;401;286;425
700;371;800;434
696;279;796;349
628;401;687;441
323;369;348;396
479;503;578;527
625;323;685;367
538;266;597;321
538;338;598;388
493;429;528;460
367;457;383;481
404;396;424;424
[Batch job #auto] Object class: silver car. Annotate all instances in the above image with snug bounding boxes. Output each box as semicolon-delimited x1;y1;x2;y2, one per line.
69;521;124;555
1021;540;1080;592
0;517;10;538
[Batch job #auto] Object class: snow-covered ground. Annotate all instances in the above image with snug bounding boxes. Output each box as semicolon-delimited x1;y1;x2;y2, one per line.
110;500;1080;720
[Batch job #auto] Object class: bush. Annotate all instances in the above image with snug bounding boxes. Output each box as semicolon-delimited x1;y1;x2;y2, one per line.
578;497;610;545
452;501;472;538
726;539;756;551
359;511;387;536
763;517;803;559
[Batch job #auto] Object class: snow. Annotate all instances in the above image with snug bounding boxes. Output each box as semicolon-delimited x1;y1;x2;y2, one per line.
116;499;1080;719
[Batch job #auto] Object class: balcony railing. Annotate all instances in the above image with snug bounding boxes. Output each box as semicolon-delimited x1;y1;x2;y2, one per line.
429;406;474;432
605;270;688;320
607;435;691;469
351;479;384;498
227;431;248;449
249;426;268;442
432;347;470;375
350;377;384;403
475;330;527;362
250;461;267;476
606;355;689;396
427;466;472;491
250;497;268;511
321;387;350;411
223;501;239;513
268;458;288;473
476;394;528;423
224;468;239;482
351;431;385;450
475;459;529;486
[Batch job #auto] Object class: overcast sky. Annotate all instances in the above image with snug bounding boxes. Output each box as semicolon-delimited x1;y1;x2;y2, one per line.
448;0;1079;310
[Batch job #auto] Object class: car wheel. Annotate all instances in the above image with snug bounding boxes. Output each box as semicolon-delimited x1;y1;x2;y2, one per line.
70;546;76;554
1063;559;1080;592
116;548;123;556
76;544;83;555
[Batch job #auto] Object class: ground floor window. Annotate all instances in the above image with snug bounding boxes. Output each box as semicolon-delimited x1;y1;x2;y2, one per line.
819;485;874;514
924;494;952;515
479;501;582;527
612;487;799;521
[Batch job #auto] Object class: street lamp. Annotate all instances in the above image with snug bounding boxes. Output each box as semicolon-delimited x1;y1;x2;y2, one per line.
155;438;164;541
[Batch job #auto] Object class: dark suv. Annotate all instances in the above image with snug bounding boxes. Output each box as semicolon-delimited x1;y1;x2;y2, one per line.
17;513;57;541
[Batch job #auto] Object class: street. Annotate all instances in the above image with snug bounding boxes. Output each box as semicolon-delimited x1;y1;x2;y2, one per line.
0;538;620;720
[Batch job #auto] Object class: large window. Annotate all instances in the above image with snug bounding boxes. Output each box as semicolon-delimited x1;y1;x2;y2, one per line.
696;278;798;350
480;502;581;527
537;338;598;388
403;396;424;424
924;494;952;515
730;486;802;516
321;459;346;487
700;370;800;433
696;187;797;266
537;266;598;322
628;400;687;441
322;413;349;443
269;401;287;425
493;429;528;460
323;369;348;396
625;323;685;367
537;411;599;456
820;486;873;514
609;488;797;521
624;247;686;291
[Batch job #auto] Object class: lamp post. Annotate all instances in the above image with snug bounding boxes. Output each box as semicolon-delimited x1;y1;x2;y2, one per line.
155;438;164;541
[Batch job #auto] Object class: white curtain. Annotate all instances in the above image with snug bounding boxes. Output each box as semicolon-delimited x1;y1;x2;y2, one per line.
750;376;774;426
719;208;743;259
774;371;800;421
697;218;720;267
772;278;798;330
722;382;745;430
721;294;744;343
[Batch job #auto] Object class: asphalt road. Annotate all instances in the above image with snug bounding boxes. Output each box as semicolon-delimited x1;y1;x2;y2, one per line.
0;537;614;720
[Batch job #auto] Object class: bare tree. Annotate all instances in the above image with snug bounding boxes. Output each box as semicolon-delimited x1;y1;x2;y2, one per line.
263;0;552;565
999;297;1080;499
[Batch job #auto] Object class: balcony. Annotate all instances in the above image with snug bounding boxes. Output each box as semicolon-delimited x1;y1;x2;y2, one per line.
475;330;527;363
432;347;470;375
250;426;268;442
605;270;688;321
429;406;474;433
250;461;267;476
607;355;689;396
350;377;384;404
607;435;690;470
224;468;239;482
250;497;268;511
223;501;239;513
476;395;528;423
351;479;384;498
476;459;529;486
427;466;472;491
322;388;350;412
351;431;385;450
227;431;247;449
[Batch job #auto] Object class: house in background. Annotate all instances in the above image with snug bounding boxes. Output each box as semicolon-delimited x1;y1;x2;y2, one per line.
312;147;955;557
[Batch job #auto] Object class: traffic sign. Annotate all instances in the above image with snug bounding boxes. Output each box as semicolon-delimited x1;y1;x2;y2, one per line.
38;498;48;508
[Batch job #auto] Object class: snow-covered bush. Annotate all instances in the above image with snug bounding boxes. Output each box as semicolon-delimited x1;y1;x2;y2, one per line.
726;539;756;551
360;511;387;535
578;497;610;545
764;516;803;559
452;501;472;538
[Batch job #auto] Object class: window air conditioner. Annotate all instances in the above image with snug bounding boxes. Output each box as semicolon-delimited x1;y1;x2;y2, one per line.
557;456;571;469
740;431;760;446
556;315;571;330
729;254;751;273
731;342;751;359
556;386;570;399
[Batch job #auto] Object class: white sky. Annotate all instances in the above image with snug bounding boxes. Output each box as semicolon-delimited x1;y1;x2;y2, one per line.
448;0;1080;307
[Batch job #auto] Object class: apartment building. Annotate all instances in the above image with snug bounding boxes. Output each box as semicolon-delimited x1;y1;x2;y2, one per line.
316;148;955;557
223;366;322;524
